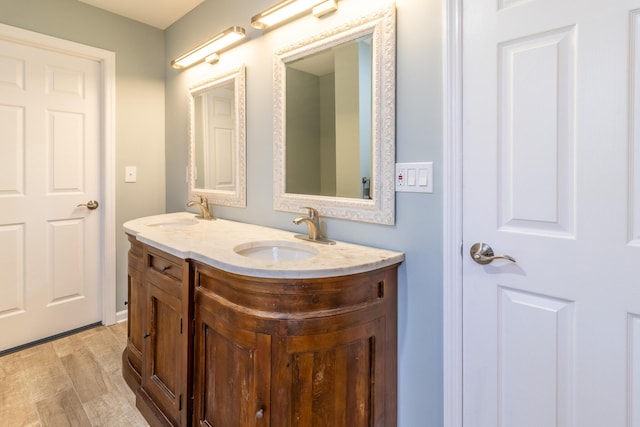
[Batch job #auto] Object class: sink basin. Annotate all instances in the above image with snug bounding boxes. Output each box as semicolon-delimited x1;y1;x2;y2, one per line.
147;217;198;228
234;240;318;262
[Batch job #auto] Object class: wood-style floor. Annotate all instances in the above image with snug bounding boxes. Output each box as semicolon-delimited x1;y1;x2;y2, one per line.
0;322;149;427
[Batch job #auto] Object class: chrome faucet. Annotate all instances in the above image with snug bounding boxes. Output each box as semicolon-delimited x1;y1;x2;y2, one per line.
187;195;214;220
293;207;335;245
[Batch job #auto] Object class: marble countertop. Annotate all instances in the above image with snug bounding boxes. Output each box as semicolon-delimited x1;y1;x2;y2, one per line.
124;212;404;279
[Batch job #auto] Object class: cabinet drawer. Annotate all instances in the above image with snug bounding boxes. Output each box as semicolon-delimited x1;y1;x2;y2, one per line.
146;249;183;282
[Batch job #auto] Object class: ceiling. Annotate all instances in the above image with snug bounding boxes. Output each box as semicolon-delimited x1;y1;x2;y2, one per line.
77;0;205;29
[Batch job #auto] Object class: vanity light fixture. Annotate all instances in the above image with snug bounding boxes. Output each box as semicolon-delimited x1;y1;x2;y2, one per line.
251;0;338;29
312;0;337;18
205;53;220;65
171;26;246;69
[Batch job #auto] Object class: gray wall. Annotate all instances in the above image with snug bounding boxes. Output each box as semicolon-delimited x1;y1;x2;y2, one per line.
286;68;322;195
165;0;444;425
0;0;167;312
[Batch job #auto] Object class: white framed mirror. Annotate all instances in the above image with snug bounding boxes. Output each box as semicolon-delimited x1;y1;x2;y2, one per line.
273;5;396;225
188;65;246;207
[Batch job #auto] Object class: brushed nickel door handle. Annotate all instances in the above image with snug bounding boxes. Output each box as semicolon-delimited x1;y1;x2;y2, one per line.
470;242;516;265
77;200;99;210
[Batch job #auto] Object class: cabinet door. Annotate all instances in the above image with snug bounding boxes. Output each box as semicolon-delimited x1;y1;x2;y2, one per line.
193;296;271;427
272;317;387;427
140;249;189;426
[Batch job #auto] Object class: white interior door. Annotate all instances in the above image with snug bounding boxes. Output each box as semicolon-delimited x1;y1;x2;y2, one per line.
203;87;235;191
0;34;103;352
463;0;640;425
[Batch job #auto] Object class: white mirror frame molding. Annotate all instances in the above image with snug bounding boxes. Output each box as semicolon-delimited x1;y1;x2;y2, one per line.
188;65;247;208
273;5;396;225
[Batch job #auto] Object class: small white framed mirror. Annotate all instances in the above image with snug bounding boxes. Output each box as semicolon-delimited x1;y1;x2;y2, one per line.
273;5;396;224
188;65;246;207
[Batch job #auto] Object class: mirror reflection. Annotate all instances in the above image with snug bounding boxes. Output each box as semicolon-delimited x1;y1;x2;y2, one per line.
285;35;372;199
273;5;396;224
188;65;246;208
193;81;235;190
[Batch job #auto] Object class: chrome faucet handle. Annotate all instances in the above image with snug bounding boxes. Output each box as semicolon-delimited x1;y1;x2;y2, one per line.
293;207;335;245
187;194;214;220
300;206;319;220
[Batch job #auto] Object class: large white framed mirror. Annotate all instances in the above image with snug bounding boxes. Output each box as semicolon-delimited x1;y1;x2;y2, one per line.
188;65;246;207
273;5;396;225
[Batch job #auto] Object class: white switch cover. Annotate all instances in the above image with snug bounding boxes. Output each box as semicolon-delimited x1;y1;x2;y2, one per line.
125;166;137;183
395;162;433;193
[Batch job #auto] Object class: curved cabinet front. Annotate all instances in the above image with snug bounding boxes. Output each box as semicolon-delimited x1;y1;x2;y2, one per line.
192;261;398;427
122;234;144;391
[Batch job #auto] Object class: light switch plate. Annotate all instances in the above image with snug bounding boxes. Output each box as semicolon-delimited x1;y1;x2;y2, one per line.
125;166;137;183
395;162;433;193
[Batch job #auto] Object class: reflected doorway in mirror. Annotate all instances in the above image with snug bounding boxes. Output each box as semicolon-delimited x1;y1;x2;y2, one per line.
188;65;247;208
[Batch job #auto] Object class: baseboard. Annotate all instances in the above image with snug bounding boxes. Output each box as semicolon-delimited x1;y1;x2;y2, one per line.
116;309;128;323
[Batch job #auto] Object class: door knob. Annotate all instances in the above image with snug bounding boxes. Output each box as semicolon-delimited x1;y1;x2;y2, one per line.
77;200;99;210
470;242;516;265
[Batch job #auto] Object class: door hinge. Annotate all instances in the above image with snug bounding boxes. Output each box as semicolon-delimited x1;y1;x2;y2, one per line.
180;318;183;334
179;394;182;410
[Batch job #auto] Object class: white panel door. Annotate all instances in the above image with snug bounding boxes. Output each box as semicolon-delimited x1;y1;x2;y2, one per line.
463;0;640;426
204;87;235;191
0;36;102;351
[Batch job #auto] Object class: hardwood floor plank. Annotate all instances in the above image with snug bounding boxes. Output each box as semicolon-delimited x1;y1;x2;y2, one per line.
101;323;141;410
0;400;41;427
51;328;97;359
82;327;126;375
19;343;74;403
0;368;28;408
1;346;41;426
0;323;147;427
60;347;108;403
35;387;91;427
82;390;148;427
104;359;138;408
0;351;24;379
108;322;128;348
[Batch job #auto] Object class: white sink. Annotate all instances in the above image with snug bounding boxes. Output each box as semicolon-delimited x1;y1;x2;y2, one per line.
147;217;198;228
234;240;318;262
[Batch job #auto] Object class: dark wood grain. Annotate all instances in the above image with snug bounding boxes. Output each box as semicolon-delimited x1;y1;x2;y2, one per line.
193;260;398;427
137;246;191;427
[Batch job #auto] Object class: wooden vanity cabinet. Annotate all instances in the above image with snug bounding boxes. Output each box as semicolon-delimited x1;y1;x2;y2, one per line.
124;240;399;427
192;261;399;427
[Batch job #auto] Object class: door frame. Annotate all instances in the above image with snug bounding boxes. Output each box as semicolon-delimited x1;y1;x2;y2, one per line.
443;0;463;426
0;23;117;326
